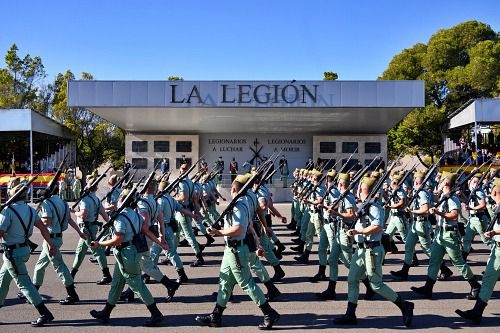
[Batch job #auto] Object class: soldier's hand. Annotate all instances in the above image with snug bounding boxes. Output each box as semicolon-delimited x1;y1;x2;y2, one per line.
48;246;57;257
90;241;100;249
160;239;169;251
484;230;495;239
347;229;358;236
281;216;287;224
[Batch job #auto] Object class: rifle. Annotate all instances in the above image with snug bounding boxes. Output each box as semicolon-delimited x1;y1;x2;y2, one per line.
94;180;143;242
122;169;138;189
72;165;112;209
154;155;205;199
353;158;399;222
318;156;382;207
138;163;161;196
298;158;332;199
386;163;417;205
211;165;269;230
101;167;134;203
406;154;446;208
0;175;39;213
432;157;492;209
35;153;69;205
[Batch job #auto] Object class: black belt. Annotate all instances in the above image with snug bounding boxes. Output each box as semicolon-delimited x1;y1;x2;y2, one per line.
356;241;381;249
470;211;486;218
4;241;28;250
50;233;63;238
116;241;132;250
225;239;247;248
414;216;427;222
442;225;458;232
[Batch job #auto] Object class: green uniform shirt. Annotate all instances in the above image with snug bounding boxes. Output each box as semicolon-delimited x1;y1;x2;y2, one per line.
178;178;195;208
137;194;159;226
78;192;100;223
437;194;460;227
323;186;340;220
412;188;430;218
354;202;384;242
225;198;249;242
158;194;181;227
113;208;143;242
39;195;69;234
390;188;407;213
0;201;37;245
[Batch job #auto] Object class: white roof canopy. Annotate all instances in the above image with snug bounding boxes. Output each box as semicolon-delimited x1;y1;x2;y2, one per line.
68;80;424;134
449;98;500;129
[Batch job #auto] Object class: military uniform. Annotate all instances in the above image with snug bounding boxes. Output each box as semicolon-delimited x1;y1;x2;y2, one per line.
71;191;111;284
386;186;408;243
72;178;81;200
412;173;481;300
195;197;280;329
32;194;80;304
90;207;164;326
176;177;204;266
0;200;54;326
335;180;414;327
462;184;490;258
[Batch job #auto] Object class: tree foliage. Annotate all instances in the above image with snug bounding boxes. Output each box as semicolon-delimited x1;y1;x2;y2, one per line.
323;71;338;80
51;70;125;181
0;44;49;114
381;21;500;161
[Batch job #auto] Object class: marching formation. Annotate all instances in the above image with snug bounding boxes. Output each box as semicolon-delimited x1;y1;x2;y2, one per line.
0;153;499;329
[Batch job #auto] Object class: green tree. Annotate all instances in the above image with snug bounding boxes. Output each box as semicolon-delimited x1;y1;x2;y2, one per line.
167;76;183;81
52;70;125;184
381;21;500;164
323;71;338;80
0;44;49;114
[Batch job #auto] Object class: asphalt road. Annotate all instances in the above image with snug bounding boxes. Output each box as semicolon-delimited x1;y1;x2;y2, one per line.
1;203;498;332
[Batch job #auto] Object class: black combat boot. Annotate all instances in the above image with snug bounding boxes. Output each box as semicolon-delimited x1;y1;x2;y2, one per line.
96;267;112;285
119;288;135;302
310;265;327;283
195;304;225;327
438;262;453;281
290;241;304;253
176;268;189;284
198;242;205;253
59;284;80;305
271;265;285;282
455;298;487;325
390;240;398;254
31;302;54;327
90;302;115;323
390;263;410;280
362;278;375;300
161;276;179;302
142;273;151;284
190;253;205;267
316;280;336;300
275;240;286;254
145;303;164;327
273;248;283;260
264;281;282;302
294;249;310;264
466;276;481;300
412;253;420;267
411;276;436;299
290;230;300;237
258;301;280;330
205;234;215;246
394;294;414;327
334;302;357;325
291;237;302;244
178;239;189;247
70;268;78;279
286;219;296;230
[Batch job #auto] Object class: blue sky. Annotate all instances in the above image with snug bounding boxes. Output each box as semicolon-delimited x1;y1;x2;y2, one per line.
1;0;498;82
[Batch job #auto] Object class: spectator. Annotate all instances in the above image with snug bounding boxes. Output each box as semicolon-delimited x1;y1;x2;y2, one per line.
229;157;238;182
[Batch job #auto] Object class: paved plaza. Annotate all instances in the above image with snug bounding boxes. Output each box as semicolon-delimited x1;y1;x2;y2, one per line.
1;203;498;332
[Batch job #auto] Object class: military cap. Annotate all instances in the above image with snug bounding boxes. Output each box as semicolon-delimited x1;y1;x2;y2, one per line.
180;163;188;169
441;171;457;183
234;174;250;185
361;176;376;189
472;172;482;179
313;169;323;177
371;171;381;178
109;174;118;181
158;180;169;191
9;183;25;197
338;173;349;181
392;174;402;182
490;168;498;173
86;175;95;184
414;170;425;179
327;170;337;178
493;177;500;188
378;168;385;173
